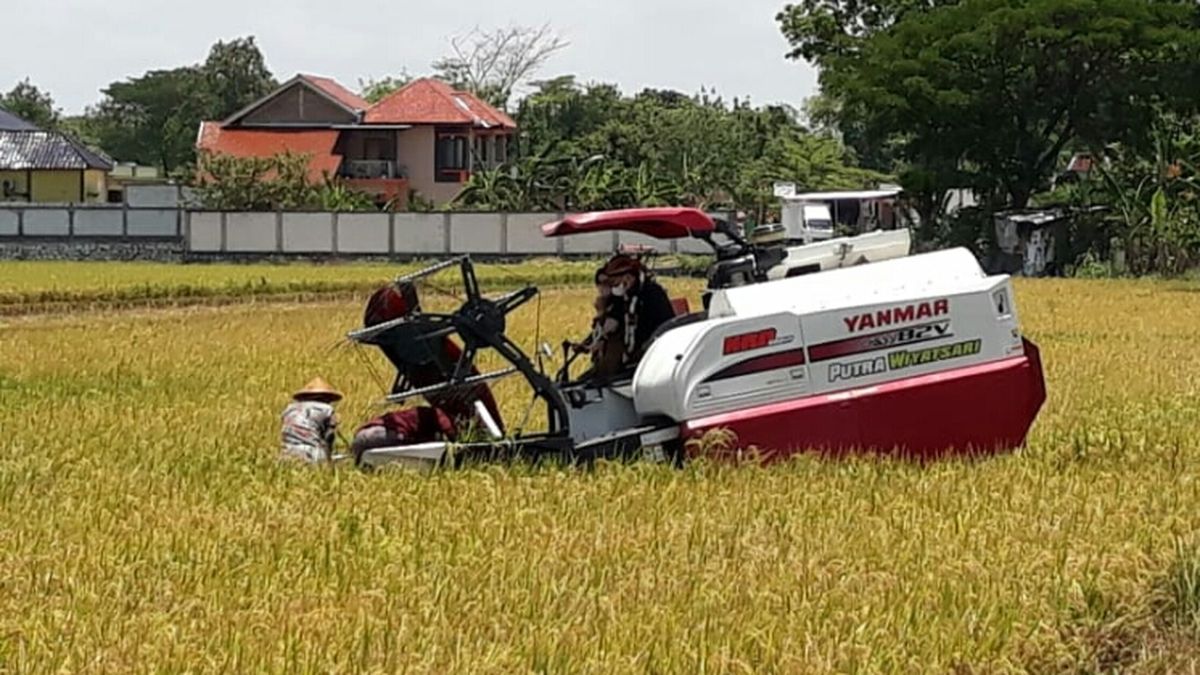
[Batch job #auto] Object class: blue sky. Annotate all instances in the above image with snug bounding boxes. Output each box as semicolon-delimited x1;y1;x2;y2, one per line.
1;0;818;114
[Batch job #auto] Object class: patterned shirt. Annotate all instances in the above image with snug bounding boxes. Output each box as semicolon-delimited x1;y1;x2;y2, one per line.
280;400;338;463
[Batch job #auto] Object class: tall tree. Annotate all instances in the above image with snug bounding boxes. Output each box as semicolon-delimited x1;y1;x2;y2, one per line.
432;23;568;109
85;36;275;172
816;0;1200;210
515;76;623;157
85;67;211;172
202;36;277;119
777;0;956;70
0;79;60;129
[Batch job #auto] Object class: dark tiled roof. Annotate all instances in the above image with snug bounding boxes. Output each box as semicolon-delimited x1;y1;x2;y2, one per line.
299;74;369;112
0;131;114;170
0;107;38;131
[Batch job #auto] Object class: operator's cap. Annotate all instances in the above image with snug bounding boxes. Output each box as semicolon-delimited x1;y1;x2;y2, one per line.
293;377;343;403
602;254;642;278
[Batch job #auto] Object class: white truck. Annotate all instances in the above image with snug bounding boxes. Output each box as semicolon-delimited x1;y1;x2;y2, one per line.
781;201;835;241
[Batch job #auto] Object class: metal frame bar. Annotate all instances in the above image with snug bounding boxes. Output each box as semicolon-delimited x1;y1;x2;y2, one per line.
384;367;517;404
396;255;467;285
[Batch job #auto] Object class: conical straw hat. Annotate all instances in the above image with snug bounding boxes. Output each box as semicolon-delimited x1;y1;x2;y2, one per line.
293;377;343;402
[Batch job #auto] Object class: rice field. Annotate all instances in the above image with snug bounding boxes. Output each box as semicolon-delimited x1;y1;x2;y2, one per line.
1;263;1199;673
0;259;603;313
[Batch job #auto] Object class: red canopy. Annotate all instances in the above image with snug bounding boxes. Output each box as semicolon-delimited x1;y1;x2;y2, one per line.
541;207;716;239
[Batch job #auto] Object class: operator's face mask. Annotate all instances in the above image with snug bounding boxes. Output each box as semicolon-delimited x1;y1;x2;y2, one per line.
609;273;635;297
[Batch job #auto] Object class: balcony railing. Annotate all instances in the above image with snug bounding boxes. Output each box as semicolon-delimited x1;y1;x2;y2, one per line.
342;160;404;180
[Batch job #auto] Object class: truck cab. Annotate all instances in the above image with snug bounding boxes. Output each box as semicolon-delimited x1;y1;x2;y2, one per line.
782;201;835;243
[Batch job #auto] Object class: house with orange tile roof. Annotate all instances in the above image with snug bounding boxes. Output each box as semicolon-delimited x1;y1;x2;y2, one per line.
196;74;516;208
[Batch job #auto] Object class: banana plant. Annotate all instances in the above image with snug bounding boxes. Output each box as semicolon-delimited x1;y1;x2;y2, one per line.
1093;113;1200;274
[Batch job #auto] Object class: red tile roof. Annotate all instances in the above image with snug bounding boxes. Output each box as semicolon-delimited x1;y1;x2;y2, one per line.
1066;153;1093;173
197;121;342;182
458;90;517;128
365;78;516;128
299;74;369;112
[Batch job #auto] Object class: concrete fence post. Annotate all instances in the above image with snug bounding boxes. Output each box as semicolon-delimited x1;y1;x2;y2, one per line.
16;208;23;237
68;204;75;239
121;202;129;239
219;212;228;253
387;211;396;257
332;212;340;255
175;205;182;238
442;212;452;254
611;231;619;254
183;210;192;250
556;211;566;257
274;210;283;253
500;212;509;255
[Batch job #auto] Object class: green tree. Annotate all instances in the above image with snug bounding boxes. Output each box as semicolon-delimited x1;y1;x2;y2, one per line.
85;67;211;172
0;79;60;129
358;72;413;104
815;0;1200;213
777;0;956;69
202;37;278;119
456;78;877;212
84;36;275;172
515;77;623;158
195;151;376;211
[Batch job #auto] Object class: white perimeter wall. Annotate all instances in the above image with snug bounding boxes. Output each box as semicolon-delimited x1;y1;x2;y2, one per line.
183;211;633;255
0;205;734;258
0;205;178;238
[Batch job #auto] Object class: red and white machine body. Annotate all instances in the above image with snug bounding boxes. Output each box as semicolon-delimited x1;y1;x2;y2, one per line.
631;248;1046;460
355;207;1047;470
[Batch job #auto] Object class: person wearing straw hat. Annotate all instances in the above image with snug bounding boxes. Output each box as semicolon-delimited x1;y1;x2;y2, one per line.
280;377;343;464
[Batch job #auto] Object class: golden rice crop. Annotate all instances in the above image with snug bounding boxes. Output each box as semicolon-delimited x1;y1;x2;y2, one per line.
1;265;1199;673
0;259;605;311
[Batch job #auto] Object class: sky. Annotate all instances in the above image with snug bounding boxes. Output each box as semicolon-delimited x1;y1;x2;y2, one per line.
1;0;818;115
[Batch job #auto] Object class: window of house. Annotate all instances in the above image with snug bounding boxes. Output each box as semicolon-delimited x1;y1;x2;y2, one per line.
364;134;395;160
474;135;489;166
496;135;509;165
435;130;468;183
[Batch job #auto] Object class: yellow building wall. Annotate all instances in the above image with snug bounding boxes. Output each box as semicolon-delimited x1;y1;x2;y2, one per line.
1;171;107;203
29;171;83;203
84;170;108;202
0;170;30;200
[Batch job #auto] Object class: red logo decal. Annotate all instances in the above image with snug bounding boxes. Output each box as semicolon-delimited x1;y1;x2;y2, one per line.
723;328;777;355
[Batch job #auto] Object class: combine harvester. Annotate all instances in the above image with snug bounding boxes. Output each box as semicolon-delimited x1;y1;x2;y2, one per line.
348;208;1046;468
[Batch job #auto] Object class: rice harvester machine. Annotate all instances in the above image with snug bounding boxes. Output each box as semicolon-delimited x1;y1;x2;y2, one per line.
347;208;1046;469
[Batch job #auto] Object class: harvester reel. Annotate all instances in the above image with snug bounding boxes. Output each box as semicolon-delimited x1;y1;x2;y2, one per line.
348;256;573;464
